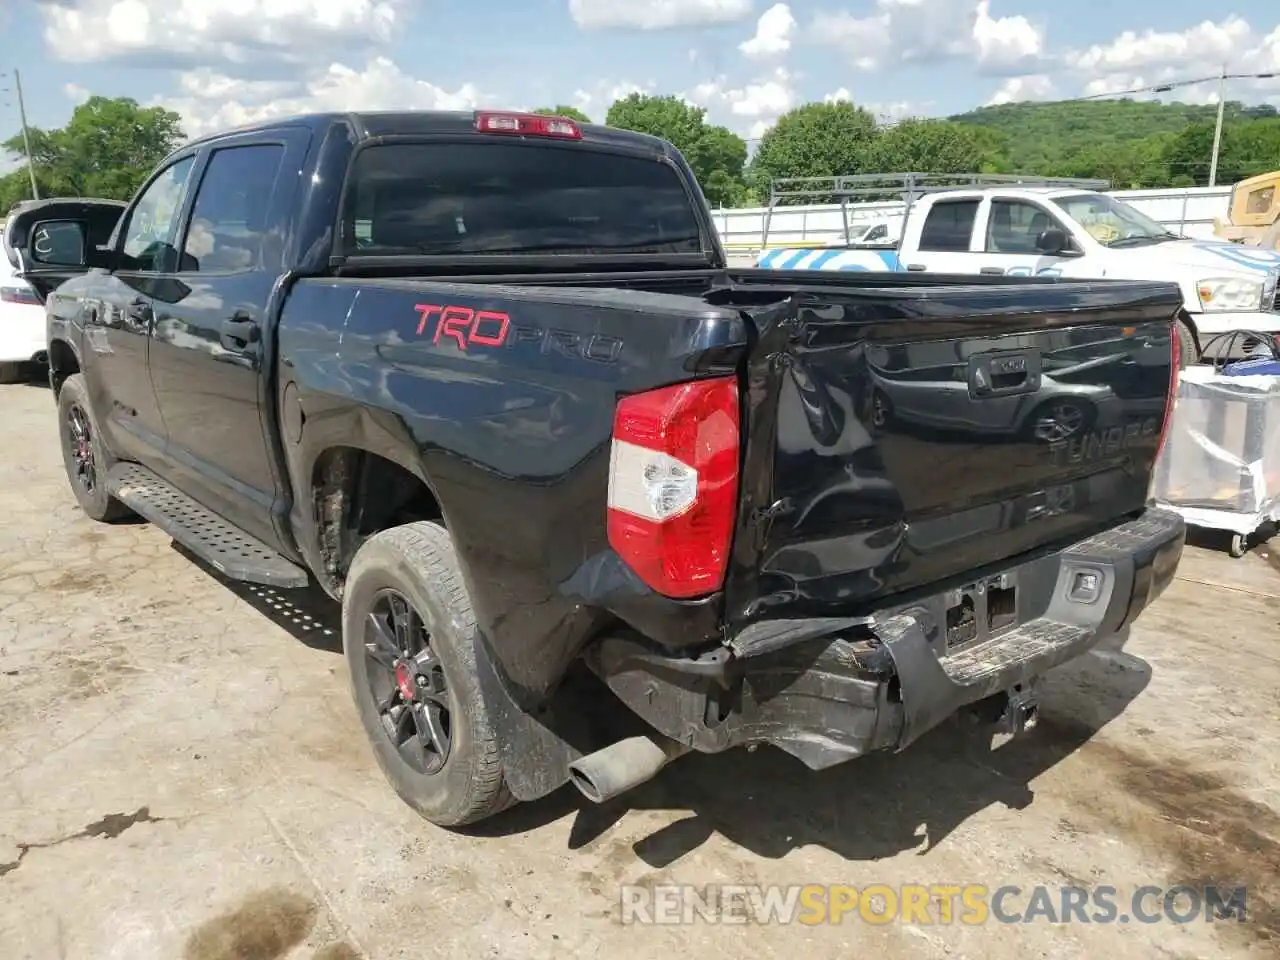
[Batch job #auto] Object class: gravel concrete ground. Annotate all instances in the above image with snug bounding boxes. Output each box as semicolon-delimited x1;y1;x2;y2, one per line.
0;376;1277;960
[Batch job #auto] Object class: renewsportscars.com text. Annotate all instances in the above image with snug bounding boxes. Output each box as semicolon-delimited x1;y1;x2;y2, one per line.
619;883;1248;926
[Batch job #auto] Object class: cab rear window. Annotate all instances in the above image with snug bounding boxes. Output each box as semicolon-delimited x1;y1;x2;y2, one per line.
341;142;704;257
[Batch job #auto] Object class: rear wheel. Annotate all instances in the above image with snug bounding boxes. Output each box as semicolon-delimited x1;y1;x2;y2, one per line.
342;521;513;827
57;374;133;522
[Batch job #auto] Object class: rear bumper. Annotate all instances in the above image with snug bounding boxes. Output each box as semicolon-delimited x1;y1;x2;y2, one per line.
588;508;1185;771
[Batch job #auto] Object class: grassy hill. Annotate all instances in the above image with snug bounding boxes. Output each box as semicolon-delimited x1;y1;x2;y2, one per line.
948;99;1280;187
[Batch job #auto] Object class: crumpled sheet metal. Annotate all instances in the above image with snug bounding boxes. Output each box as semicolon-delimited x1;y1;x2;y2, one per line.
1152;365;1280;534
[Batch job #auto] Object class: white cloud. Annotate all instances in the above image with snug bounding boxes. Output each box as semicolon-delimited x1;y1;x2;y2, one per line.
569;0;753;31
972;0;1042;70
63;83;91;105
986;74;1055;105
37;0;401;64
1065;17;1250;76
1063;18;1280;104
156;58;495;141
569;79;655;120
682;67;797;139
822;89;933;124
811;0;1044;74
739;3;796;60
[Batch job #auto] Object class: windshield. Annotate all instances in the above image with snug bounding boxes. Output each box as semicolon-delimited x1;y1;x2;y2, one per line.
1053;193;1178;247
341;142;705;258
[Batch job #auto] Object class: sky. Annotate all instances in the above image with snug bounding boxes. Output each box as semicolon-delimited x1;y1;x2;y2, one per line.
1;0;1279;174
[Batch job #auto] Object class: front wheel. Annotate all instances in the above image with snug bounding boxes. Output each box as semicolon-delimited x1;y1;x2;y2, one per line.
342;522;513;827
1176;317;1198;369
56;374;133;522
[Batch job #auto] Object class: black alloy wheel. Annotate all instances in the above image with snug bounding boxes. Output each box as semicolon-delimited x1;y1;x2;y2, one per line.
66;403;98;495
363;588;452;775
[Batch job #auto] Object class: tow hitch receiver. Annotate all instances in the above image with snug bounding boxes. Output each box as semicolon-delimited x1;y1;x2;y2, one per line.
968;683;1040;737
997;684;1040;735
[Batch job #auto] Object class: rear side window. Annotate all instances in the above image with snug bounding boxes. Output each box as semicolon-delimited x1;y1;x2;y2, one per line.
919;200;979;253
341;142;704;257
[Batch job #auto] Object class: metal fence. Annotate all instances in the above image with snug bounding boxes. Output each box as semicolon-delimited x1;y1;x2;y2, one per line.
710;185;1233;256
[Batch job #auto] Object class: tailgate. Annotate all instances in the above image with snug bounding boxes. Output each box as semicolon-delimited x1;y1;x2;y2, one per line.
723;279;1181;631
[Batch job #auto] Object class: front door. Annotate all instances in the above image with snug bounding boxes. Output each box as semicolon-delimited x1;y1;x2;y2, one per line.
84;156;199;465
146;134;306;550
976;197;1076;280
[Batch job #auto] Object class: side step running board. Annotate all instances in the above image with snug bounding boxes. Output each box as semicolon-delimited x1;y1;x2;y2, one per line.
106;462;309;588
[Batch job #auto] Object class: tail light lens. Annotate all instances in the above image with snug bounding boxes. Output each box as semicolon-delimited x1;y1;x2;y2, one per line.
1156;321;1182;460
606;377;740;598
1;285;39;306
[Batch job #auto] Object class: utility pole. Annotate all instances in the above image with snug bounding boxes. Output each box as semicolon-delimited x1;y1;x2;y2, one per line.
1208;63;1227;188
14;69;38;200
1;68;40;200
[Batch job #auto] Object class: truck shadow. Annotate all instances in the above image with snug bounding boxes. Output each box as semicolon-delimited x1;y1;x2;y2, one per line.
171;544;344;654
175;544;1149;865
485;631;1151;865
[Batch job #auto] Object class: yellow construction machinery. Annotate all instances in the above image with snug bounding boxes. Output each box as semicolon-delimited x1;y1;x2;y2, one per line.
1213;169;1280;252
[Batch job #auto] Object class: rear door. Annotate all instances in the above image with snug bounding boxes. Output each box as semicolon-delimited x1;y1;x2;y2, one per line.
899;197;982;273
723;280;1182;632
146;128;309;550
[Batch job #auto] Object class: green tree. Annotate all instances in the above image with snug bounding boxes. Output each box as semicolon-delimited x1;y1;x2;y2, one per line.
604;93;748;206
2;96;185;206
748;101;879;201
532;105;592;123
866;119;1007;174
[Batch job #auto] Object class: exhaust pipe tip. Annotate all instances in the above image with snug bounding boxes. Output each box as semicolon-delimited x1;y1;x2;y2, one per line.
568;734;691;805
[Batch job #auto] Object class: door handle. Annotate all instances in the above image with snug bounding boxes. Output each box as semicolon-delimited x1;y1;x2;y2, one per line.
221;315;260;348
979;266;1005;275
905;263;927;272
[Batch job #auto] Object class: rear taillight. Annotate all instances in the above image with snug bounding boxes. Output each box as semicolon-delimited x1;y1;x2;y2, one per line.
474;111;582;140
1;285;39;306
1156;322;1182;459
606;377;740;599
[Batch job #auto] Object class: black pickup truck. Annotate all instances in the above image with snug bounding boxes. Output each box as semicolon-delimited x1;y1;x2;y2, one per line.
5;110;1185;828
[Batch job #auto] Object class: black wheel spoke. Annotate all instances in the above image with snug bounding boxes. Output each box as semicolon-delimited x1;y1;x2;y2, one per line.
364;611;400;669
419;702;451;762
389;594;413;654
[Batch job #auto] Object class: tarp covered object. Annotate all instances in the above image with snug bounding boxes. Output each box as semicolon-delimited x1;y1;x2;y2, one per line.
1152;365;1280;534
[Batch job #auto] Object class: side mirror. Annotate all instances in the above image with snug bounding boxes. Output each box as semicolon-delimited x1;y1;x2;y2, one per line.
1035;227;1071;255
29;219;87;267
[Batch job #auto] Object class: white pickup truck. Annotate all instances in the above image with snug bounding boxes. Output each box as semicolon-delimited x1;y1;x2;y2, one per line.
757;187;1280;362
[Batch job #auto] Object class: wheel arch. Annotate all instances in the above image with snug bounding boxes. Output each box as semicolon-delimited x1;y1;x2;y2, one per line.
305;441;449;596
47;337;81;397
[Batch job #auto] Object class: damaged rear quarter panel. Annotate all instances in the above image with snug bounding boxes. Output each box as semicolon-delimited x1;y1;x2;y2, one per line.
276;276;749;706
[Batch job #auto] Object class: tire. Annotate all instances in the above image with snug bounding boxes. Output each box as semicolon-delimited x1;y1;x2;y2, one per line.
1229;533;1248;559
1176;317;1198;369
57;374;134;522
341;522;513;827
0;362;26;384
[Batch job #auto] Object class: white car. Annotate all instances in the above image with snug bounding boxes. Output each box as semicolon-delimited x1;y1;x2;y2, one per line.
0;251;45;383
757;187;1280;362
